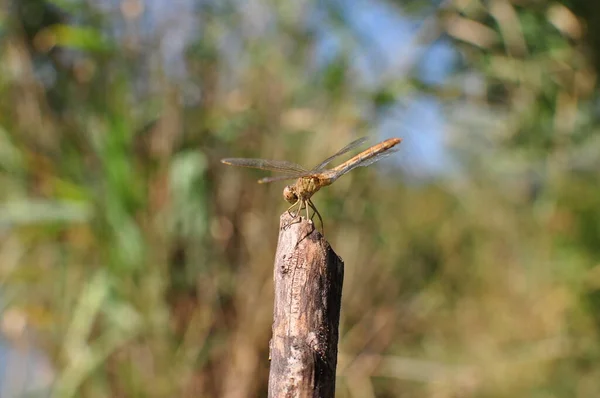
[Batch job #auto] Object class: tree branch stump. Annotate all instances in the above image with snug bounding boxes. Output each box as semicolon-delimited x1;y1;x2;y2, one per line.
268;213;344;398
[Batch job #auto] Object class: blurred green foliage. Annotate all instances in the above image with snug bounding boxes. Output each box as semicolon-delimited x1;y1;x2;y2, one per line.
1;0;600;397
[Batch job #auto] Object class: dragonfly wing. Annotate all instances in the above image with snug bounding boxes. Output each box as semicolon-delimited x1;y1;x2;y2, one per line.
221;158;308;174
258;174;309;184
312;137;369;172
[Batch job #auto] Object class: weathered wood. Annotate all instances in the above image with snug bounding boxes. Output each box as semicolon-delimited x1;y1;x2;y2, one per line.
268;213;344;398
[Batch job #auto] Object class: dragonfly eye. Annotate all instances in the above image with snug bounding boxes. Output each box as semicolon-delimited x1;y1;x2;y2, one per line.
283;186;298;204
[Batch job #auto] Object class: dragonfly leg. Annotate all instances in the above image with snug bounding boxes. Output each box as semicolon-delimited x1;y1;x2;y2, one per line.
305;202;310;223
308;199;324;234
283;200;303;229
285;200;300;218
283;199;319;232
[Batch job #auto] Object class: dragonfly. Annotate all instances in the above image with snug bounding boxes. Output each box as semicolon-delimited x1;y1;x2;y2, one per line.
221;137;402;231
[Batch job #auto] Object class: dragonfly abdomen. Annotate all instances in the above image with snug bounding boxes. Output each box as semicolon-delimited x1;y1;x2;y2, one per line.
330;138;401;177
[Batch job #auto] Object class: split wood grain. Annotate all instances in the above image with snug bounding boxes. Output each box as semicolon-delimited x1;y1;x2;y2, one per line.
268;213;344;398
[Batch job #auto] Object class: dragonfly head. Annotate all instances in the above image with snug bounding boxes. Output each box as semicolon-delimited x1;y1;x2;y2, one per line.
283;185;298;204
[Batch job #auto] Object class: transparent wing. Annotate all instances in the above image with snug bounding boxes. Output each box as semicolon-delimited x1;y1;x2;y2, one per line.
324;146;400;179
312;137;369;172
221;158;308;174
258;174;311;184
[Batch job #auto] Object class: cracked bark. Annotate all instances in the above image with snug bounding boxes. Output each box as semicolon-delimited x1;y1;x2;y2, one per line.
268;213;344;398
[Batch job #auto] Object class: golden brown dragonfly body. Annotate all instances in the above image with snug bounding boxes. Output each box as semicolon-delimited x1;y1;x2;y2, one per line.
221;137;402;230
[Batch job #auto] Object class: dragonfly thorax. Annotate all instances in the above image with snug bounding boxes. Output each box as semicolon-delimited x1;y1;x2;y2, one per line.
283;176;326;205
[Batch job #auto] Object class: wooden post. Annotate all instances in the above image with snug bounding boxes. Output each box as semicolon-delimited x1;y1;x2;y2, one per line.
268;213;344;398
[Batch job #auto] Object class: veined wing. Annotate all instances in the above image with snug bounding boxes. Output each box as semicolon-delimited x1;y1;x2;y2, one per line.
311;137;368;172
258;173;312;184
221;158;308;174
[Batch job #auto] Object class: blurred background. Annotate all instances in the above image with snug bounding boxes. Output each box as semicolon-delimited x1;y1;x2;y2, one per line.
1;0;600;396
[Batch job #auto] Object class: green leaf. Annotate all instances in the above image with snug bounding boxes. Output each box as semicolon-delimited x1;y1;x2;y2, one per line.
49;24;112;52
